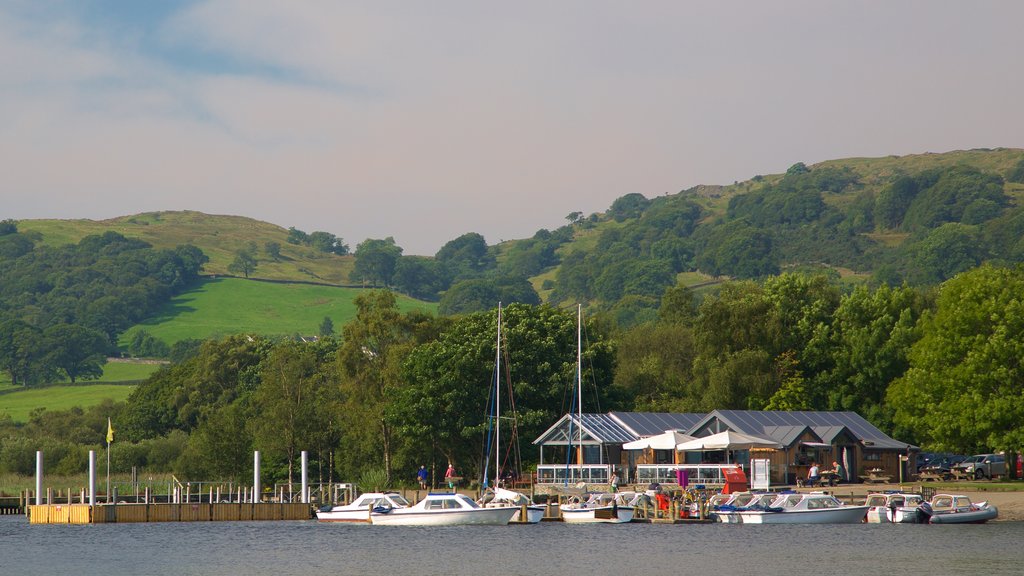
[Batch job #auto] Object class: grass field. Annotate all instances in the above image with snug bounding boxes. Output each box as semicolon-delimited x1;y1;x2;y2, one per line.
120;277;437;346
0;384;136;422
0;362;163;423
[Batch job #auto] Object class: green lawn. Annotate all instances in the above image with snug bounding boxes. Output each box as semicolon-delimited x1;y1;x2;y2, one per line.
121;277;437;346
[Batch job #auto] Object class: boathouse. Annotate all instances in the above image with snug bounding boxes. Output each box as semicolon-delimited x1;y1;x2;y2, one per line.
533;409;916;488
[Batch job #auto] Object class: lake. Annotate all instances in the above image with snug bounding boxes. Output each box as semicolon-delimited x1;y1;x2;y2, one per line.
1;516;1021;576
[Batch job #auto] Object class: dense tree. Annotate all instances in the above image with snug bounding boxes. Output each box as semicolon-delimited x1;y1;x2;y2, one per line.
252;341;339;487
395;303;617;479
128;329;170;358
889;265;1024;452
308;231;349;255
335;291;429;483
804;284;924;428
613;321;695;410
392;256;448;300
350;237;403;287
900;223;987;285
435;232;495;279
286;227;309;245
438;277;540;316
901;167;1006;231
44;323;109;383
607;193;651;222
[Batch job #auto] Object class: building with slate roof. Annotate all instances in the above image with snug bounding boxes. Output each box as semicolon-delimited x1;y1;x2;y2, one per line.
533;410;916;487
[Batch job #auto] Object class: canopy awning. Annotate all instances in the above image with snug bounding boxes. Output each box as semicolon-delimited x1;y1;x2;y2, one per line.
622;430;696;451
676;430;783;451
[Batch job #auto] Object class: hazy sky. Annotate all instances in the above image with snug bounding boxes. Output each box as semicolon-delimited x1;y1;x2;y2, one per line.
3;1;1023;255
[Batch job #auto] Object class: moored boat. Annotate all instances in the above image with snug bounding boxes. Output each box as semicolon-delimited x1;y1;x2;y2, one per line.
480;487;545;523
920;493;998;524
369;493;518;526
560;492;635;524
733;492;868;524
710;492;778;524
864;492;925;523
316;492;411;522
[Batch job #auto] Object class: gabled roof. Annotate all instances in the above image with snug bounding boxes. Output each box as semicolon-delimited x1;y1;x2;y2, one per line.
695;410;915;450
533;413;636;445
761;425;820;447
608;411;705;437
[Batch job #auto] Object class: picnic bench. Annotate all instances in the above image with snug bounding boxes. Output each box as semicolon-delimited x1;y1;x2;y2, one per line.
859;470;892;484
917;470;946;482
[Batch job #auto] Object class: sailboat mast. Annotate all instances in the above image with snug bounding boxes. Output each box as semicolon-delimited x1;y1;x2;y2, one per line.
495;302;502;485
576;304;582;467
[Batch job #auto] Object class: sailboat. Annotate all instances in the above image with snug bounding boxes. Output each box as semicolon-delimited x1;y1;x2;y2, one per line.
479;303;545;523
558;304;634;524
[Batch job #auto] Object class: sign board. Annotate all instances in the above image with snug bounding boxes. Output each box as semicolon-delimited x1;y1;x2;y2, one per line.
751;459;771;490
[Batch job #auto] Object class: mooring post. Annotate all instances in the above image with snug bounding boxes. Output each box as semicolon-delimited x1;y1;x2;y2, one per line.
301;451;309;504
35;451;43;505
88;450;96;506
254;451;261;504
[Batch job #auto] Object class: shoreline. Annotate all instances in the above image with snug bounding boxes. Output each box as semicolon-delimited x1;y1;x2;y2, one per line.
797;484;1024;521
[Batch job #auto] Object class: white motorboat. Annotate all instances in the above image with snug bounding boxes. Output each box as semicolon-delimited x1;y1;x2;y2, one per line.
315;492;411;522
369;493;518;526
920;493;998;524
560;492;635;524
710;492;777;524
864;492;926;523
480;487;545;523
734;492;868;524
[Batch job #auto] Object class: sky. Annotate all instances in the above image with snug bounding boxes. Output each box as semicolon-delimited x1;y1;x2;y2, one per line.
2;1;1023;255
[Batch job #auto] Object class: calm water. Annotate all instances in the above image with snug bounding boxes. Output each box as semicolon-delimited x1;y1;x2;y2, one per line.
1;515;1021;576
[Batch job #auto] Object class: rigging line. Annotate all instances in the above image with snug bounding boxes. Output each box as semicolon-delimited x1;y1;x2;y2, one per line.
481;354;498;488
580;311;603;414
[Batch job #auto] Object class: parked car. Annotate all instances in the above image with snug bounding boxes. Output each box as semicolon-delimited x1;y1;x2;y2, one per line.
919;454;967;479
952;454;1006;480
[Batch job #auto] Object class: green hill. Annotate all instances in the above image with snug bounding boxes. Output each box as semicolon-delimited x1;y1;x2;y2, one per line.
17;211;356;284
121;276;437;347
517;147;1024;313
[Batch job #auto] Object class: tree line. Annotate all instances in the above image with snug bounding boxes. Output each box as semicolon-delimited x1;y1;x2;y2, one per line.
4;265;1022;486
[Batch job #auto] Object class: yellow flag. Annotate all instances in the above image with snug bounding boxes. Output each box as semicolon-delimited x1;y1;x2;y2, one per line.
106;417;114;444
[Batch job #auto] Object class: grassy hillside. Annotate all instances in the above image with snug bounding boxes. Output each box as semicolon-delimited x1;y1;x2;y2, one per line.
120;276;438;347
0;384;136;422
0;362;163;422
17;211;357;284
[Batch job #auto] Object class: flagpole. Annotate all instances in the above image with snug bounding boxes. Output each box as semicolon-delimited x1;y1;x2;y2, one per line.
106;417;113;503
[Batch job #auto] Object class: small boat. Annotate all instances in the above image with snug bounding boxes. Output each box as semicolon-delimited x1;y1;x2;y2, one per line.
864;492;926;523
919;493;998;524
560;492;635;524
733;492;869;524
369;493;518;526
316;492;411;522
480;487;545;523
710;492;778;524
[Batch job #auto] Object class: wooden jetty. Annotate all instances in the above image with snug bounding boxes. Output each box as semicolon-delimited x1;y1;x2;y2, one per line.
27;502;313;524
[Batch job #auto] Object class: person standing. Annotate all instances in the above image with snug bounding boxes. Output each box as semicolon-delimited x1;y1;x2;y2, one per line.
417;465;428;490
445;463;456;490
610;469;620;493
